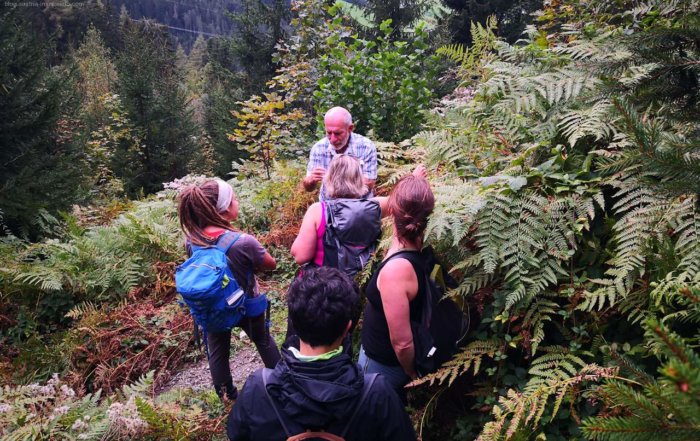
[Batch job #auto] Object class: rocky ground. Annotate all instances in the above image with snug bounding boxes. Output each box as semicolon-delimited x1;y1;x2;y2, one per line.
158;335;264;395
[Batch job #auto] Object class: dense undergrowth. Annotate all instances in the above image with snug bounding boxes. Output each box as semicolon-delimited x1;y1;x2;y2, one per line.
2;0;700;440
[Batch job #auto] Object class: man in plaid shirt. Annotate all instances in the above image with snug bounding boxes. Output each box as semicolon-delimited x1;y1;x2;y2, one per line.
302;107;377;201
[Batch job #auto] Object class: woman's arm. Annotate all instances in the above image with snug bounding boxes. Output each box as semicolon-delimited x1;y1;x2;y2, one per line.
378;258;420;379
290;203;322;265
372;165;425;219
257;251;276;271
373;196;389;218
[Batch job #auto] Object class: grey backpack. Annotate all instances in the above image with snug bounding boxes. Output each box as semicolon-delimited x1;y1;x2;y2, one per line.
322;198;382;277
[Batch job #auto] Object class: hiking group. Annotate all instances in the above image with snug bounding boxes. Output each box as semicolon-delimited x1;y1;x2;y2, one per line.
175;107;468;441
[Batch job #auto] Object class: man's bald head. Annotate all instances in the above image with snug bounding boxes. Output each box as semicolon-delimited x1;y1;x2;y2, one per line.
324;107;353;127
324;107;354;152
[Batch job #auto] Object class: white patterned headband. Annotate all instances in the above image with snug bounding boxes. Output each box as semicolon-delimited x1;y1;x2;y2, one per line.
215;180;234;213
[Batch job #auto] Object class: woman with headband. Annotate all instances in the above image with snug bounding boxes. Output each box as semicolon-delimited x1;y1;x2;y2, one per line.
178;179;281;402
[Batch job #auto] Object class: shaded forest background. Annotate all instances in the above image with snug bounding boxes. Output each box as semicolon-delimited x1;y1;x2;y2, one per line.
1;0;699;440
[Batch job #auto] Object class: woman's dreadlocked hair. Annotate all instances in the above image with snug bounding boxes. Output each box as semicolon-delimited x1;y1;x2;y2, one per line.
177;180;233;246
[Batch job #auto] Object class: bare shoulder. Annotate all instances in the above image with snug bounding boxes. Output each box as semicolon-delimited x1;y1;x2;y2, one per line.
308;202;322;214
305;202;322;223
379;257;416;282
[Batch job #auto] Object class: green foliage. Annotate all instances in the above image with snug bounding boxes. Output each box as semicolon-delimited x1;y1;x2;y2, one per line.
481;353;617;440
271;0;347;111
0;374;109;440
582;317;700;441
442;0;543;45
410;340;501;387
0;8;89;238
202;37;249;177
115;19;199;196
315;19;439;141
0;196;181;352
227;0;290;93
437;15;499;84
343;0;445;38
0;371;227;441
230;93;305;180
405;1;700;439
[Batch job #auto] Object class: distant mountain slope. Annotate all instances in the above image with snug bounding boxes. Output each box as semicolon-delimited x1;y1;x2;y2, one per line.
108;0;368;51
108;0;241;49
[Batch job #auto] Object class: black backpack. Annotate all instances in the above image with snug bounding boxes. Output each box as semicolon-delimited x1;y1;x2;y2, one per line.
386;248;470;377
322;199;382;277
262;368;379;441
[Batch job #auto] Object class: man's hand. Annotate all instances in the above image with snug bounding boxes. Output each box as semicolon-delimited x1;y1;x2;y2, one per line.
303;167;326;191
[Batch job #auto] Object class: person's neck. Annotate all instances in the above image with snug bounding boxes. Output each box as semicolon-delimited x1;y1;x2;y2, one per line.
299;340;341;356
388;236;421;255
203;225;232;240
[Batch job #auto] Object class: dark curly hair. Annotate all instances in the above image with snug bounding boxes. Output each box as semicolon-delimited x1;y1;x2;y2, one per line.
287;267;360;347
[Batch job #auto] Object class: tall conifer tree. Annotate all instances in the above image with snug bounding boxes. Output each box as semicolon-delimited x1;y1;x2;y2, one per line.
0;8;87;237
115;19;198;196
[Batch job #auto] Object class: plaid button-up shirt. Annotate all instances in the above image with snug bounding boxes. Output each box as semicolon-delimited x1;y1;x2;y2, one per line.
306;132;377;201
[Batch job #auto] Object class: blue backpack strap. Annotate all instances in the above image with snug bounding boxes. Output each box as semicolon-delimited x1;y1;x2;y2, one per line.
216;232;256;296
187;231;241;253
215;231;242;254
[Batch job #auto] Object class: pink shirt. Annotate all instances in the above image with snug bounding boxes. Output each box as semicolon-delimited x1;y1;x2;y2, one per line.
313;202;326;266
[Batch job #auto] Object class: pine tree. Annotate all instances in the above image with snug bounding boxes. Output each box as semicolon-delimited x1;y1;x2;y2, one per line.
75;25;118;129
582;317;700;441
0;9;87;237
227;0;290;93
203;37;248;177
119;4;129;29
184;34;207;95
175;43;187;72
365;0;431;37
115;19;198;196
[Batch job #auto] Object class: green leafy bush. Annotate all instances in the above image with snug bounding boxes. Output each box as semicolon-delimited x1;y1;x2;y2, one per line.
314;19;439;142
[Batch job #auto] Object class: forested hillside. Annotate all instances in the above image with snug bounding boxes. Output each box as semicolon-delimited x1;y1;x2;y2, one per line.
2;0;699;440
109;0;239;50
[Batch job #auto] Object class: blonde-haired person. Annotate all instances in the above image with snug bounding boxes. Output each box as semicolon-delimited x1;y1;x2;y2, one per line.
178;179;280;402
292;155;427;271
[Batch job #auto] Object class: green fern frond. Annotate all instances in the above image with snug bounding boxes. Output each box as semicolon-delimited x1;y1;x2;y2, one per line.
523;297;559;354
119;371;155;399
480;361;618;440
409;340;501;387
437;15;498;82
559;100;617;146
65;301;100;319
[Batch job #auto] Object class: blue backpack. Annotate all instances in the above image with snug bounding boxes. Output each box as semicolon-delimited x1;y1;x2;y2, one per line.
176;232;264;334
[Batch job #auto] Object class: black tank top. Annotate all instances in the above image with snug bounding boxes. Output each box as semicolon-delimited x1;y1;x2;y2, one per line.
361;250;426;366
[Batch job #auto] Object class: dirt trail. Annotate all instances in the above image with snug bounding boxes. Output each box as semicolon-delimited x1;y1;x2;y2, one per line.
158;338;264;395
